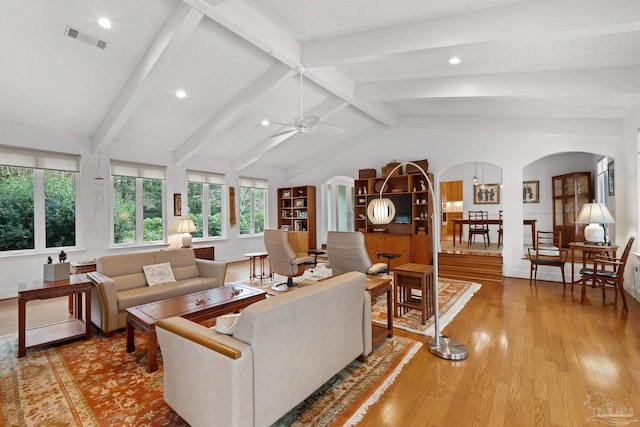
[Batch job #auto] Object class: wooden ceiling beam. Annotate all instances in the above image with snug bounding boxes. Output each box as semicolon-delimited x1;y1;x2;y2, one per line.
92;2;203;153
173;62;293;165
356;66;640;101
301;0;640;66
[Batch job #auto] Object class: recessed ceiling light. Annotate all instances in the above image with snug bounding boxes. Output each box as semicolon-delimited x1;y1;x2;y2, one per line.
261;119;270;126
448;57;461;65
176;90;187;99
97;17;112;29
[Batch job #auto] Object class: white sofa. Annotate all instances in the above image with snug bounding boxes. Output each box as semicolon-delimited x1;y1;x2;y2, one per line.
88;248;227;334
156;271;372;427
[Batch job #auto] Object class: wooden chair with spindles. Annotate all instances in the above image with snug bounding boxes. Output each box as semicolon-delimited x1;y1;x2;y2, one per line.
528;230;568;288
580;236;635;312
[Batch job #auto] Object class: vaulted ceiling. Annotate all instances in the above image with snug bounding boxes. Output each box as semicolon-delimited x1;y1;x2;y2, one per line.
2;0;639;176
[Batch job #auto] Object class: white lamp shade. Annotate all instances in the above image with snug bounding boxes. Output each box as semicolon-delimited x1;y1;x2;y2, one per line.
176;219;197;233
177;219;197;247
367;198;396;225
576;203;614;244
576;203;615;225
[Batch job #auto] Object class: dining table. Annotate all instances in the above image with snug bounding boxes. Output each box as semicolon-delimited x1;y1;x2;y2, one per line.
452;217;537;246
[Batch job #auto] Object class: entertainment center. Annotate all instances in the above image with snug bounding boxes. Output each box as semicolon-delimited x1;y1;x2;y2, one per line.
354;168;434;266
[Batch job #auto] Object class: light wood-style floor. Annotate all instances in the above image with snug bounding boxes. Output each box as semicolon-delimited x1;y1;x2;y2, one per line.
2;260;639;426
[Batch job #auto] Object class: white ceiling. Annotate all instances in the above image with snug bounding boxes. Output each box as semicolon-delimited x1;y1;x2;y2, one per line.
1;0;639;176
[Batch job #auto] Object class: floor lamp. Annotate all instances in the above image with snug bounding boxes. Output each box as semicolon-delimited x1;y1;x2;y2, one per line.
367;162;468;360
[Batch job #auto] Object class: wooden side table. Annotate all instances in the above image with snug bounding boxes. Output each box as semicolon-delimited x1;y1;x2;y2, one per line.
366;276;393;347
394;263;434;325
569;242;618;285
69;261;96;315
18;274;92;358
244;251;272;283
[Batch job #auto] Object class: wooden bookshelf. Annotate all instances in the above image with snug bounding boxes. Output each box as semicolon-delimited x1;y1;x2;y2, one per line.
278;186;316;254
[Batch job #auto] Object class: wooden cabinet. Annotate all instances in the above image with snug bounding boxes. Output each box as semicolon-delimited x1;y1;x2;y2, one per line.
355;172;433;265
440;180;463;201
192;246;215;260
552;172;592;246
278;186;316;253
364;233;411;268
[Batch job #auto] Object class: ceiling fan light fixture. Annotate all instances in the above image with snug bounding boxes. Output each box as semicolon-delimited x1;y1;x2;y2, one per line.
175;90;187;99
448;56;461;65
261;119;270;126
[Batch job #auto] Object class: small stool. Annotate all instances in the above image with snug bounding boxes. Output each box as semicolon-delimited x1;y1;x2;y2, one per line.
393;263;434;325
375;252;401;274
244;252;272;283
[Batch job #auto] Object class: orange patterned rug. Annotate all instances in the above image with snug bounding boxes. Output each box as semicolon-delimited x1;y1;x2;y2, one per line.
0;328;420;426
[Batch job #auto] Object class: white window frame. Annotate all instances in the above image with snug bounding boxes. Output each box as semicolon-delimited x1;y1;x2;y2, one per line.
111;160;166;246
0;146;80;255
239;177;268;236
186;170;226;241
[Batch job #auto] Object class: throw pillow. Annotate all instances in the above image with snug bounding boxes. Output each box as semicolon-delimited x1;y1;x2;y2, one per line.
213;313;241;335
143;262;176;286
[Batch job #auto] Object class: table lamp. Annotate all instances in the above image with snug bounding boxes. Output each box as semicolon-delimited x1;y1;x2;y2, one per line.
576;202;614;244
176;219;197;248
367;161;468;361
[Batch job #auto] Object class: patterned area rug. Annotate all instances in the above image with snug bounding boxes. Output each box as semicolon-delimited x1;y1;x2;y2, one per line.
235;264;482;336
0;328;420;426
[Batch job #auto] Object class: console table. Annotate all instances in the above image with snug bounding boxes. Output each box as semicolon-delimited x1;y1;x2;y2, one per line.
18;274;91;358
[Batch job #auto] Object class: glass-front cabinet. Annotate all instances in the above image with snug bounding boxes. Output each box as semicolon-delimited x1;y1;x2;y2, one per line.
552;172;592;246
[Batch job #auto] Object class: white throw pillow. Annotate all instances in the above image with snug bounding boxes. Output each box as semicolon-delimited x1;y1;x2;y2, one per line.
143;262;176;286
213;313;241;335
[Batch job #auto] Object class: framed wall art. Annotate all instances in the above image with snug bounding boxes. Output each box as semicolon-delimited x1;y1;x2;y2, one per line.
523;181;539;203
473;183;500;204
608;161;615;196
173;193;182;216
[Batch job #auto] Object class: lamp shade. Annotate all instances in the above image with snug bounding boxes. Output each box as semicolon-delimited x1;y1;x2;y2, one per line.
367;198;396;225
176;219;197;233
177;219;197;247
576;203;614;244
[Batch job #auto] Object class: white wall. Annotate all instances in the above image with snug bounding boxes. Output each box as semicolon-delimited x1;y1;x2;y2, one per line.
620;103;640;302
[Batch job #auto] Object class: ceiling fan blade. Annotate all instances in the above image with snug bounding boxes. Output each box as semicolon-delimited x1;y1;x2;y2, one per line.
270;128;299;138
314;124;347;134
301;115;320;127
265;120;297;128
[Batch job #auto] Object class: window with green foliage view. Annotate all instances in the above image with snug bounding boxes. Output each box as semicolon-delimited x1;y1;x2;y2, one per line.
239;185;265;236
0;166;76;252
113;176;164;244
187;181;223;239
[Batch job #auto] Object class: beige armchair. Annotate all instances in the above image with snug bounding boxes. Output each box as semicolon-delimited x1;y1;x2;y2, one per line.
326;231;388;276
264;229;314;288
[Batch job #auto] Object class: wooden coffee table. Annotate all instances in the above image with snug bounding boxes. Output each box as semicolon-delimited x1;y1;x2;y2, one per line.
126;284;266;372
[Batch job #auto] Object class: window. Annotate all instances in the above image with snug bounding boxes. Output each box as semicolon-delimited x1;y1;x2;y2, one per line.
239;177;267;236
0;146;79;253
186;170;225;239
326;177;354;232
596;156;609;203
111;160;166;245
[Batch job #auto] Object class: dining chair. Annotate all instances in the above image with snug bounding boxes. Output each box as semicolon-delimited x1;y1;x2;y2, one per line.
468;210;490;248
528;230;568;287
497;210;504;249
579;236;635;312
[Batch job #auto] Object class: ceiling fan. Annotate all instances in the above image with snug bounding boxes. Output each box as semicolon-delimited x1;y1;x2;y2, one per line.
262;67;346;138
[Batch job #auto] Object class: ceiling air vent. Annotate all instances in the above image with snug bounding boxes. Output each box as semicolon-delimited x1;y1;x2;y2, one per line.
64;25;109;50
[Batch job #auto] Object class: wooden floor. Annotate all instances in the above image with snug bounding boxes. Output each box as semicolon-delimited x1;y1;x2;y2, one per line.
2;260;640;426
